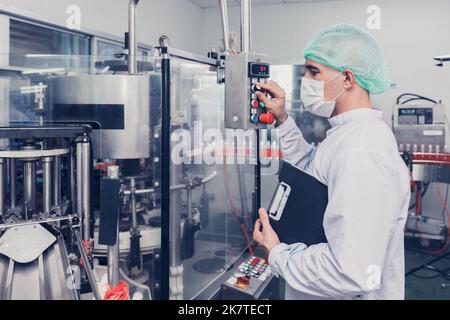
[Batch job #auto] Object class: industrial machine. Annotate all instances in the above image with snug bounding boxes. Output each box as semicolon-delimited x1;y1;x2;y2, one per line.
0;125;93;300
392;95;450;244
0;0;279;300
393;102;448;154
393;93;450;284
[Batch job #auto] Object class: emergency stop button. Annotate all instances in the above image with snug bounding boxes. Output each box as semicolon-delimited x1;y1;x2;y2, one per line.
235;276;250;289
259;113;275;125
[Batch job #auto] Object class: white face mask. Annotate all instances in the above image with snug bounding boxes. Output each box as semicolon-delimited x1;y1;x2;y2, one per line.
300;72;347;118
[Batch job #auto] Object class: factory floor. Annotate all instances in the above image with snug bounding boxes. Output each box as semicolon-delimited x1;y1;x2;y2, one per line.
405;239;450;300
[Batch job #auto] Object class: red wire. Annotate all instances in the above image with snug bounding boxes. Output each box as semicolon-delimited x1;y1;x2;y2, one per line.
104;281;129;300
435;183;450;228
223;161;254;256
410;177;421;215
410;175;449;254
80;239;94;268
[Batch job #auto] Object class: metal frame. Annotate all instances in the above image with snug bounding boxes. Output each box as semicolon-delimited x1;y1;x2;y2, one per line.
158;46;262;300
160;47;219;67
160;50;171;300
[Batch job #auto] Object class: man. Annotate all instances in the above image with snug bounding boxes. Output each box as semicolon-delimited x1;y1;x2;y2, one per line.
252;24;411;299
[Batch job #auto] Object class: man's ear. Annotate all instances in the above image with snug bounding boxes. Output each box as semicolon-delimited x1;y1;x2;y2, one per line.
343;69;355;89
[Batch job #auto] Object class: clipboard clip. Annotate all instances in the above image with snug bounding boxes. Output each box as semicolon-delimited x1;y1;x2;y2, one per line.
268;181;291;221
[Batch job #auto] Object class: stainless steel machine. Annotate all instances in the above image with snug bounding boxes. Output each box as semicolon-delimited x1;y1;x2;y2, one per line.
0;0;278;300
393;103;448;154
0;125;95;300
393;98;450;243
50;74;150;159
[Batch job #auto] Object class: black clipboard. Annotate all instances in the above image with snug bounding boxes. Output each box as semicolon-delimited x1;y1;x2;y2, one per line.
268;162;328;245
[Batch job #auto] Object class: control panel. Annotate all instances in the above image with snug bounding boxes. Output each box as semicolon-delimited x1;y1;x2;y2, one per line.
225;53;275;129
393;104;448;153
398;107;433;125
221;255;273;299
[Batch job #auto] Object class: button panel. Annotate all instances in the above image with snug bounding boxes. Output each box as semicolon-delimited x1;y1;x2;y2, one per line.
235;256;269;282
248;64;275;126
222;254;273;298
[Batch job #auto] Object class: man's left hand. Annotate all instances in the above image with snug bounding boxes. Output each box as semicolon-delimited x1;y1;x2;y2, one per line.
253;208;281;254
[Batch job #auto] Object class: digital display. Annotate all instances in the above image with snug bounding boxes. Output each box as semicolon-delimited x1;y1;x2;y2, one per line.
399;108;432;116
249;62;270;78
398;108;433;125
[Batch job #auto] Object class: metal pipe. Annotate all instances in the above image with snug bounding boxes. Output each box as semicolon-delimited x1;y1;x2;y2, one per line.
42;157;52;215
81;136;91;242
23;160;36;215
53;155;61;206
187;185;193;220
74;230;102;300
160;57;171;300
107;222;120;287
218;0;230;53
0;158;4;216
76;141;82;219
201;171;217;184
69;145;77;214
9;159;16;208
240;0;252;53
122;172;218;196
170;158;182;267
128;0;139;74
255;131;261;218
124;187;154;196
130;178;138;229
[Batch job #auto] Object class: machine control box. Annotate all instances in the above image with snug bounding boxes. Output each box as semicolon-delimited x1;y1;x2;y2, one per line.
393;104;448;153
221;255;274;299
225;53;274;129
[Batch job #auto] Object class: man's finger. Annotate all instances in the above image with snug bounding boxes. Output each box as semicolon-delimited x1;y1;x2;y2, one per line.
255;81;271;90
258;208;271;228
254;218;262;231
253;219;263;243
255;91;270;105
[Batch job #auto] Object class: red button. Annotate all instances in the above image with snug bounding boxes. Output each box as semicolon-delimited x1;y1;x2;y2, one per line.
259;113;275;125
236;276;250;288
251;99;259;108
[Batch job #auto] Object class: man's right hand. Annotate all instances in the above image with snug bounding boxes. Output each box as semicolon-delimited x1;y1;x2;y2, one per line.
255;80;288;126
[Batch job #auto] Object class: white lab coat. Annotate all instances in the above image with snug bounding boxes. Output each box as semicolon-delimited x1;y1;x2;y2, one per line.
268;108;410;300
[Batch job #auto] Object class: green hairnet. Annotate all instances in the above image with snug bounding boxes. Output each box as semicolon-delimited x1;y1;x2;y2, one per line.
303;23;389;94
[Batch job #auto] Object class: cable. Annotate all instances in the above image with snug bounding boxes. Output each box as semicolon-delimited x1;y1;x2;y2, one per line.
223;162;254;256
409;182;430;210
396;93;437;105
410;177;421;215
441;184;449;231
401;97;437;105
408;263;450;281
435;183;450;236
410;176;449;254
119;267;152;300
410;273;442;280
